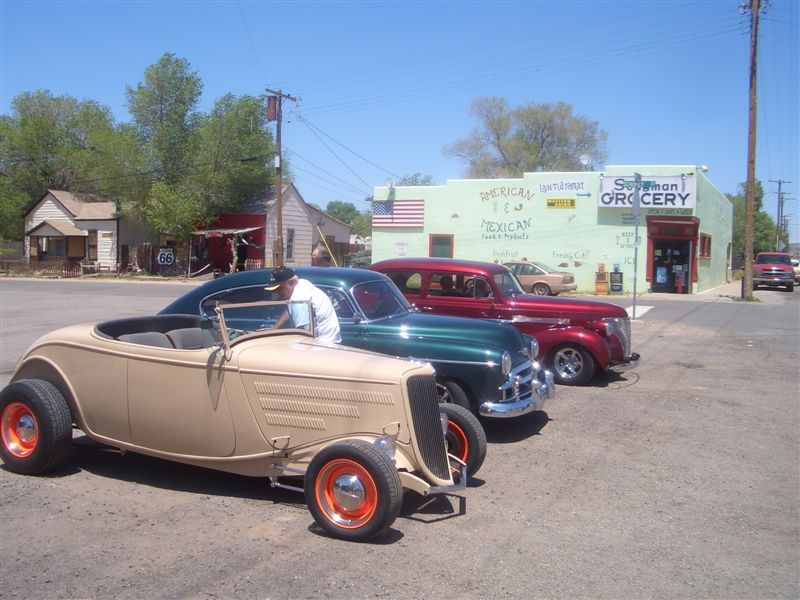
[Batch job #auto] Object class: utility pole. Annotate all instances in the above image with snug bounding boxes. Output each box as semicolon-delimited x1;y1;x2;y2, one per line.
769;179;790;250
741;0;763;300
265;88;298;268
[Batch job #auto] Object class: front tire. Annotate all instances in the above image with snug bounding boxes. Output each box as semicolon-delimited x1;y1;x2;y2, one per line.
305;440;402;541
439;403;486;478
436;379;471;411
1;379;72;474
547;345;596;386
787;283;794;292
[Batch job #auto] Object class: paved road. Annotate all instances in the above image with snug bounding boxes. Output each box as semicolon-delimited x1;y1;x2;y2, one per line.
1;277;798;599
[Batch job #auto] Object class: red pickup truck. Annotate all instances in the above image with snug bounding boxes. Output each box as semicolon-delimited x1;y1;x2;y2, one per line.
752;252;795;292
371;258;640;386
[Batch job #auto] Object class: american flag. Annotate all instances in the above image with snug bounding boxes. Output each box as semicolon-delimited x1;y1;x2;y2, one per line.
372;199;425;228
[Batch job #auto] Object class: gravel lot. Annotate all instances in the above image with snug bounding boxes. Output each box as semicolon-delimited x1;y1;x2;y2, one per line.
1;278;798;599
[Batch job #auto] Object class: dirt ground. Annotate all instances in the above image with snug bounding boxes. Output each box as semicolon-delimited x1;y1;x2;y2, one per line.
0;279;798;599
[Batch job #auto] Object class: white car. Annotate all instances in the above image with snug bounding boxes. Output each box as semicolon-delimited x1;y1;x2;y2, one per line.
791;258;800;284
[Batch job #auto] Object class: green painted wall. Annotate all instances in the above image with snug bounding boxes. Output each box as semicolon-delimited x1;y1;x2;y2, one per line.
693;171;733;292
372;165;731;295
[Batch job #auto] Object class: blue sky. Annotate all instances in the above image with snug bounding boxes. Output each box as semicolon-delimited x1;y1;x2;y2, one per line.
2;0;798;242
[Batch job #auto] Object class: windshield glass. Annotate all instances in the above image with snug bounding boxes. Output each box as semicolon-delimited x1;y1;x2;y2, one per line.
755;254;791;265
216;299;314;342
493;270;525;296
351;280;410;320
532;261;558;272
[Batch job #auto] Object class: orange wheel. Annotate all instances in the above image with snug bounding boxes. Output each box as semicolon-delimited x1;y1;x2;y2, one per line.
2;402;39;458
439;403;486;478
314;458;378;528
305;440;402;541
445;419;469;464
0;379;72;475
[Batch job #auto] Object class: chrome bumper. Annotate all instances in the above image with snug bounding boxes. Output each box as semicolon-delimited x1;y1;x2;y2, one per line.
754;277;793;285
479;366;555;418
609;352;641;373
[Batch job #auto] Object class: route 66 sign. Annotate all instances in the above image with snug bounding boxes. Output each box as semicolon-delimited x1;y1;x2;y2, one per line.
157;247;175;266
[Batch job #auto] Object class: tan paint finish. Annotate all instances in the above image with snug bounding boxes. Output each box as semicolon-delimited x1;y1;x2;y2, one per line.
10;319;449;487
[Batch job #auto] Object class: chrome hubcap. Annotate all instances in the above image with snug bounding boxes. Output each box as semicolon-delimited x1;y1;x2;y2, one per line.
14;414;35;443
554;348;583;379
332;474;366;511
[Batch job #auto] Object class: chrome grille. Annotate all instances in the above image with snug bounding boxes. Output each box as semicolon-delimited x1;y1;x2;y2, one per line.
499;360;534;401
406;375;449;480
606;317;632;357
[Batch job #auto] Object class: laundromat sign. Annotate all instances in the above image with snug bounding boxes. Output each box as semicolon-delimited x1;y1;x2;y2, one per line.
599;175;695;209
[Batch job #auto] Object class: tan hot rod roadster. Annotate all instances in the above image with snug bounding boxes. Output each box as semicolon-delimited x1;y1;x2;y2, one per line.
0;300;485;541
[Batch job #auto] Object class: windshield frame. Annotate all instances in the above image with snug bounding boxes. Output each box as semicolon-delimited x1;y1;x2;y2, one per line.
349;279;411;321
215;299;315;347
493;270;526;296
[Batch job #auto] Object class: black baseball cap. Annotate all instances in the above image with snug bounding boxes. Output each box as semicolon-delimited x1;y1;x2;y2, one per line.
265;266;295;290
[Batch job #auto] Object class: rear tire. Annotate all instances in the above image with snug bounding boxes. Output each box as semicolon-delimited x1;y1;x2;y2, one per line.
439;403;486;478
532;282;551;295
547;345;596;386
1;379;72;474
305;440;402;541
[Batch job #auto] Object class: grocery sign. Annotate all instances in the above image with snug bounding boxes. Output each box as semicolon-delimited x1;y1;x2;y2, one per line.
599;175;695;209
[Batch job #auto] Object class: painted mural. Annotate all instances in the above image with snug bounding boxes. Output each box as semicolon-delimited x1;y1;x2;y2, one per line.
371;167;732;294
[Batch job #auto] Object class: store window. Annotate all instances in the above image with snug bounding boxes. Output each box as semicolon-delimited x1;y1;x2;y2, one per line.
699;234;711;259
429;234;453;258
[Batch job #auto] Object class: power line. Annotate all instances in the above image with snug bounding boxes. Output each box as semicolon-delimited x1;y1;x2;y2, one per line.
300;119;374;191
298;116;401;179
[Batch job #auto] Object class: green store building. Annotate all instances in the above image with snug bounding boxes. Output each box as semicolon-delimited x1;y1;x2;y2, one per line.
371;165;733;295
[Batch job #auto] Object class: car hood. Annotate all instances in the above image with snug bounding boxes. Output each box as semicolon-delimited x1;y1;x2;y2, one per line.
504;294;628;320
369;311;527;351
236;336;433;380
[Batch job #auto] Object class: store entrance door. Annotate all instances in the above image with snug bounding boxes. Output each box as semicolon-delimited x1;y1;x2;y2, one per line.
651;239;691;293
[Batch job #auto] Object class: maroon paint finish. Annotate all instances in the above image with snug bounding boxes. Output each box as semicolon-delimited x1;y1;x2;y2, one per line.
370;257;633;373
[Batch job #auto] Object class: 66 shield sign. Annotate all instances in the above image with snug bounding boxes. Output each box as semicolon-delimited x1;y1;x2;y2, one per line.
157;247;175;266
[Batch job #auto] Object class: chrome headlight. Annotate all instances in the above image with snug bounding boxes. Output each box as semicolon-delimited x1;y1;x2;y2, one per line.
530;339;539;360
373;435;396;460
501;351;512;375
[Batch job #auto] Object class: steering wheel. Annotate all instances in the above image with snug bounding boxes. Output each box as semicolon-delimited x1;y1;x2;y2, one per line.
464;279;476;297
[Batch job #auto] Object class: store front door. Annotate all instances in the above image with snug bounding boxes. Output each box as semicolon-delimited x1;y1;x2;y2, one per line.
651;239;691;294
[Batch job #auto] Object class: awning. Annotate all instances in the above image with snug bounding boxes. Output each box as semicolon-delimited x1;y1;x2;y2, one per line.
190;226;262;238
26;220;88;237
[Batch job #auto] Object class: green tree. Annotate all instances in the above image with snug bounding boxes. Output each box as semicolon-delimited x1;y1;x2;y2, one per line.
0;90;148;238
126;53;202;184
0;178;30;240
444;97;608;177
397;173;434;186
352;210;372;238
191;93;275;218
141;181;202;244
324;201;360;225
727;180;778;259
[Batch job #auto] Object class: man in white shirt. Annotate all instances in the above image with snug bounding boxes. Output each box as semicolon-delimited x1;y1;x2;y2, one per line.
265;266;342;344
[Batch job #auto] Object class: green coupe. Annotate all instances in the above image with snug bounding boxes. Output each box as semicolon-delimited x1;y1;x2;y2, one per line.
160;267;555;419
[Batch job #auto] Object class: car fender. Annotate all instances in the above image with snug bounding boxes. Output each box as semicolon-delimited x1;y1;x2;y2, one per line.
515;325;612;368
12;353;89;432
